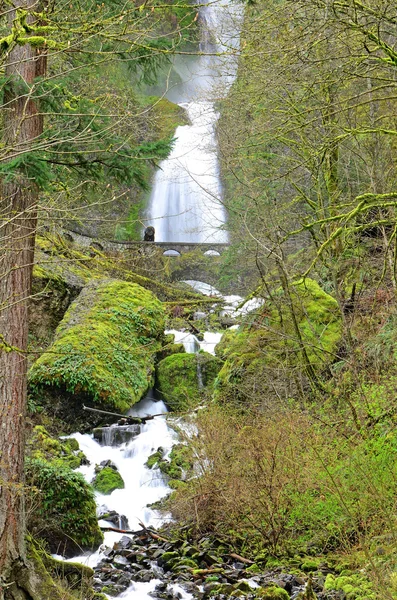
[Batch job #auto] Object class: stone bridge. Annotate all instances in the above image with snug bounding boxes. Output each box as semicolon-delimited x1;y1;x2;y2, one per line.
60;229;229;257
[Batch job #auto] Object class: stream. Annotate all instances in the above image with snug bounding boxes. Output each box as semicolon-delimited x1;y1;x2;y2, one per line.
65;2;245;598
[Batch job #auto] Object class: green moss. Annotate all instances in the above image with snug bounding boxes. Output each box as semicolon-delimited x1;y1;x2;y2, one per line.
27;426;85;469
300;557;321;572
288;278;342;365
21;539;77;600
214;278;342;405
146;444;193;481
26;458;103;556
146;448;164;469
145;96;189;139
324;573;375;599
40;550;94;597
157;334;186;361
246;563;262;573
255;586;290;599
92;466;125;495
156;351;223;411
29;279;165;412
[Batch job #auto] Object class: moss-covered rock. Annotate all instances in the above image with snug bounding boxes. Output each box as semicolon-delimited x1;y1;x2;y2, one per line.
92;466;125;495
146;447;165;469
29;279;165;415
27;426;86;469
146;444;194;481
156;351;223;411
26;458;103;557
214;278;342;406
15;538;81;600
255;586;290;599
157;333;186;361
324;572;375;599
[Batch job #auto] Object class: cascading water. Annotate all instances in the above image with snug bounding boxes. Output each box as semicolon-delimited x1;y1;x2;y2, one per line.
65;4;243;598
66;397;177;569
146;0;241;242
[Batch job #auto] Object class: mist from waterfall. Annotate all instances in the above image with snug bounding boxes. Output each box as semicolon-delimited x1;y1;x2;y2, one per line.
146;0;242;243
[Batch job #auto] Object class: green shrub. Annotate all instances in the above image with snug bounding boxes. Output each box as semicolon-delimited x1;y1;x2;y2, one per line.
26;458;103;556
29;279;165;412
27;425;85;469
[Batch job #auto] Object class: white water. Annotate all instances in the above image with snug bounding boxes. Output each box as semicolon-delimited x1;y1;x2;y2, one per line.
165;328;223;355
182;279;264;318
147;0;242;242
67;398;176;569
65;5;244;598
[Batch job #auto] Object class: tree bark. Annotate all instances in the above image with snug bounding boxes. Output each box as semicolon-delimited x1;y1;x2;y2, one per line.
0;2;43;595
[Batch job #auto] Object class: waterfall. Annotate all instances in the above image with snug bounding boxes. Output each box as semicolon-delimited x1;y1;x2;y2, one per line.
146;0;242;243
64;4;243;598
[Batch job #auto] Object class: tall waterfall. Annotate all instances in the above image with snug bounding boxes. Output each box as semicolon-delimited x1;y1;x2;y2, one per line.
65;5;242;598
146;0;241;243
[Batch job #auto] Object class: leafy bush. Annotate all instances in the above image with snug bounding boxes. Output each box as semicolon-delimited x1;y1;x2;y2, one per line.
26;458;103;556
169;405;397;558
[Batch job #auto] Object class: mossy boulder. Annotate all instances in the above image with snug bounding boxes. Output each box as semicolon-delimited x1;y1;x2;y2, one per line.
157;333;186;361
214;278;342;406
92;466;125;495
255;586;290;599
26;458;103;557
146;444;194;480
29;279;165;415
324;573;375;599
283;278;342;365
19;538;89;600
156;351;223;411
27;425;86;469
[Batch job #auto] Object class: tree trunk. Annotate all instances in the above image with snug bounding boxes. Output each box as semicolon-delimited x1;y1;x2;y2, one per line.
0;2;42;595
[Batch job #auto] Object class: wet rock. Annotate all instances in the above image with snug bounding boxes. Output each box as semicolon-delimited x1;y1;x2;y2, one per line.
135;569;154;582
93;465;125;494
114;535;134;550
112;554;130;569
93;424;141;446
101;583;129;596
98;509;130;530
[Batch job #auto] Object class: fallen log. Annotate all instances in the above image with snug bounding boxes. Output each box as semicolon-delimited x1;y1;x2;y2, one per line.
99;524;170;544
99;526;146;535
138;521;169;543
83;404;167;424
228;553;255;565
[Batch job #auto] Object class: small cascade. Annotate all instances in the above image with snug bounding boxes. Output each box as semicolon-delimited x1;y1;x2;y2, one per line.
93;423;141;446
165;329;200;353
68;397;177;568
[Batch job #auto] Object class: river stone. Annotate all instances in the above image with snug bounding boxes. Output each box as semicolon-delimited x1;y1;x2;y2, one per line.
112;554;130;569
102;583;128;596
135;569;153;582
114;535;134;550
93;424;141;445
